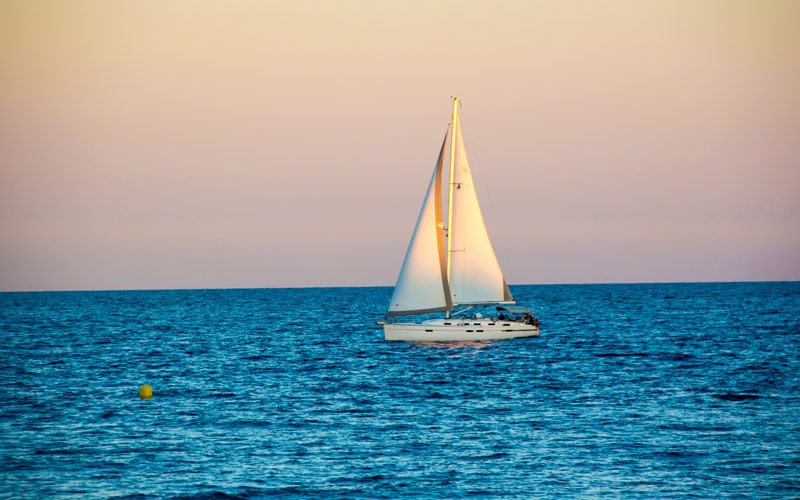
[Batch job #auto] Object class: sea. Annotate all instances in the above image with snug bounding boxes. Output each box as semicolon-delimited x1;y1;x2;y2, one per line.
1;282;799;498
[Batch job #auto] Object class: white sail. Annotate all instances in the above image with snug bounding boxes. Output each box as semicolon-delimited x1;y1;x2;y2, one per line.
387;135;451;316
448;115;513;305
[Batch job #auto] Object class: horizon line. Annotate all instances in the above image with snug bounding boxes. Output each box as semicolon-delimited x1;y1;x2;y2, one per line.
1;279;798;294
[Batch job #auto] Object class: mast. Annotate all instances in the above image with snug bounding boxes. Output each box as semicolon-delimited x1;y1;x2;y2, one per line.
445;97;459;318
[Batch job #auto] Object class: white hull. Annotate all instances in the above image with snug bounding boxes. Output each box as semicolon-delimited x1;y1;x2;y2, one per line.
383;319;539;342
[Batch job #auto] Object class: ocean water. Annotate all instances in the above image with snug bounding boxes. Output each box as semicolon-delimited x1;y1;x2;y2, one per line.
1;282;799;498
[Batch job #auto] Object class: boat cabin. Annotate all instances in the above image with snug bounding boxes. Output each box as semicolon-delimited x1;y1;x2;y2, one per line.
495;305;539;326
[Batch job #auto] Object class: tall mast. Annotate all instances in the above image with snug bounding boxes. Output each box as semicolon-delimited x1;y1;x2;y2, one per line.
445;97;458;317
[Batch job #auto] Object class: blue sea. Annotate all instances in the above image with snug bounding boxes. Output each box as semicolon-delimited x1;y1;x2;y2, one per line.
2;282;799;498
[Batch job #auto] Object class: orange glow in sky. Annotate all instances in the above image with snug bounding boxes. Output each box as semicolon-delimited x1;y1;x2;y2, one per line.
1;1;798;290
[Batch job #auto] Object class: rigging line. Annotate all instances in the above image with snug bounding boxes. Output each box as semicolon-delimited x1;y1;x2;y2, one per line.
484;187;496;215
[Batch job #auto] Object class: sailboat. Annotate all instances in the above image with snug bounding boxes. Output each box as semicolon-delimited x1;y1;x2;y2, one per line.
381;98;540;342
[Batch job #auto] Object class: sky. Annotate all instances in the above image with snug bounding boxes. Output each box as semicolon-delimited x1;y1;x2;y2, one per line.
1;0;799;291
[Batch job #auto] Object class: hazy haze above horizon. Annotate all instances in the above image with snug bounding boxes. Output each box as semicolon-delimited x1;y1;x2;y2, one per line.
1;0;799;291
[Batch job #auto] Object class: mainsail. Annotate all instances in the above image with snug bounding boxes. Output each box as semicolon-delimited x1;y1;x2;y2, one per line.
387;99;512;317
448;117;514;306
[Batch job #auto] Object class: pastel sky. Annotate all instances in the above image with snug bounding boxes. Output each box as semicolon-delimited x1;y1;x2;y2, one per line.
1;1;798;291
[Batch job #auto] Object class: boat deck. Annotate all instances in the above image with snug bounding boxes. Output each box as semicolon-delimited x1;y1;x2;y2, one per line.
384;319;539;342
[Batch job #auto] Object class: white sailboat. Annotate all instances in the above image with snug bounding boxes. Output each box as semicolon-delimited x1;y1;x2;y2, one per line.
381;98;540;342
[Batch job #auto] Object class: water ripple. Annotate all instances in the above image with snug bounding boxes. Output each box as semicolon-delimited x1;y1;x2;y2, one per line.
0;283;799;497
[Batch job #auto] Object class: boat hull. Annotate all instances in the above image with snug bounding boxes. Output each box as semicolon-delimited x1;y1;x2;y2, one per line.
383;319;539;342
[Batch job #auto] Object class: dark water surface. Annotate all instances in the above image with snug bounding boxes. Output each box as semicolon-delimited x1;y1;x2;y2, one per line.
2;282;799;498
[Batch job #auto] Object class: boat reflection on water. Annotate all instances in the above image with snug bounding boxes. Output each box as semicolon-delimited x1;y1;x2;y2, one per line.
415;340;492;349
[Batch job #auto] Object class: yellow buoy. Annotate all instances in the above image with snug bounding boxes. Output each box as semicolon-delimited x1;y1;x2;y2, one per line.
138;384;153;400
